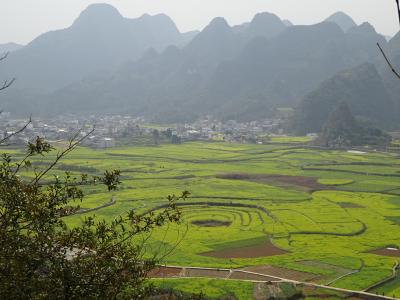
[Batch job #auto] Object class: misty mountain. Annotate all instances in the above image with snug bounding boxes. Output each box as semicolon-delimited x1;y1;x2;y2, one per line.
232;12;287;39
324;12;357;32
0;5;396;127
346;22;387;61
291;63;397;135
388;31;400;56
0;43;23;53
0;3;196;92
377;32;400;113
183;17;240;68
283;20;293;27
201;21;387;116
19;12;291;120
39;16;246;121
42;19;388;122
244;12;287;39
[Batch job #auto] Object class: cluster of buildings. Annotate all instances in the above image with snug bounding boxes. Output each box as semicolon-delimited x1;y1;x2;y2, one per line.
174;118;282;143
0;113;83;145
0;113;284;148
0;114;146;148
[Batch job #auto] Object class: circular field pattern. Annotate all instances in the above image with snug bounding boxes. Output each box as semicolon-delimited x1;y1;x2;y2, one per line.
148;201;273;228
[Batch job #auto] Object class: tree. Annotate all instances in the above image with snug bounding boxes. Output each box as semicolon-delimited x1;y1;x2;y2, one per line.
152;129;160;145
317;102;391;148
163;128;173;139
318;102;358;147
171;134;182;144
0;56;188;299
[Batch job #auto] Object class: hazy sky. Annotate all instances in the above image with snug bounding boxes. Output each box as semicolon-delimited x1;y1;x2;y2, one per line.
1;0;399;44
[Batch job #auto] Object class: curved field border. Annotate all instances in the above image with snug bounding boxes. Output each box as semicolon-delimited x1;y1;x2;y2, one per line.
365;262;399;292
333;188;400;197
289;221;366;237
133;175;196;180
184;207;259;226
302;166;400;178
106;147;306;164
182;208;245;226
190;195;312;202
310;162;400;168
144;201;277;221
317;179;355;187
74;198;116;215
270;209;318;225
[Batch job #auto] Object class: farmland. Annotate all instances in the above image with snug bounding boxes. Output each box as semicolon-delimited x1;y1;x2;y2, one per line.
17;141;400;298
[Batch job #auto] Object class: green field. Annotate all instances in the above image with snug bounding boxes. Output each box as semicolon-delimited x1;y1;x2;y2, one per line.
151;278;254;299
18;141;400;298
150;278;355;299
372;273;400;298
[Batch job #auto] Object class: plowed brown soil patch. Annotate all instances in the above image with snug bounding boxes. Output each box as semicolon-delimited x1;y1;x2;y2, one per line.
230;271;277;281
201;240;287;259
242;265;320;282
370;248;400;257
191;220;231;227
148;266;182;278
217;173;331;191
185;268;230;278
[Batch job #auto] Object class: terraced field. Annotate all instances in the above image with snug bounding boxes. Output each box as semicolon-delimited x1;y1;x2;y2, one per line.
19;141;400;298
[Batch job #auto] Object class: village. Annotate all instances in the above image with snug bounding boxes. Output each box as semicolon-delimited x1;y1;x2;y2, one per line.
0;113;285;148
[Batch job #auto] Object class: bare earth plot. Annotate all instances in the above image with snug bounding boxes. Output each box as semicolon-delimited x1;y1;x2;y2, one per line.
370;248;400;258
242;265;320;282
201;240;287;259
217;173;332;192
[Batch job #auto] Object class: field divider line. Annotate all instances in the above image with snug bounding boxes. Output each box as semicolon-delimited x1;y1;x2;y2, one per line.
74;196;116;215
163;265;231;272
234;270;292;282
364;261;399;292
325;269;360;286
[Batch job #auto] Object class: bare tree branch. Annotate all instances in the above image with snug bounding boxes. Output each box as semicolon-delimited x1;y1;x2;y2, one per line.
32;127;95;184
377;1;400;80
0;52;9;62
0;117;32;145
0;78;16;92
377;43;400;79
0;52;16;91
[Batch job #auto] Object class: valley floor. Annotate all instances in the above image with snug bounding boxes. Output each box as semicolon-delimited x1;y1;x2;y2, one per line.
20;140;400;299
